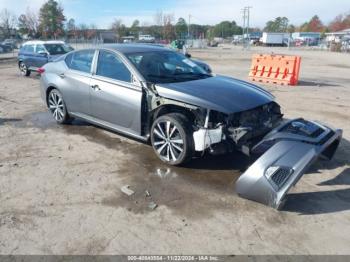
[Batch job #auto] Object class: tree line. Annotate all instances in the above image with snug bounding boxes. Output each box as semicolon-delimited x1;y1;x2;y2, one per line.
0;0;350;40
264;15;350;35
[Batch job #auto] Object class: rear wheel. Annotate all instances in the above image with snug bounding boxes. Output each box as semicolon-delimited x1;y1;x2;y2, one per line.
48;89;71;124
151;113;194;165
19;62;30;77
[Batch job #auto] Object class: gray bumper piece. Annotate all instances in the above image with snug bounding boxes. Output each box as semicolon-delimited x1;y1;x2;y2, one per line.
236;118;342;209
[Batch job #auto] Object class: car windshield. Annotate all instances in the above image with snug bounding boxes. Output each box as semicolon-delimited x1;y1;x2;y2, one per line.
126;51;212;84
44;44;73;55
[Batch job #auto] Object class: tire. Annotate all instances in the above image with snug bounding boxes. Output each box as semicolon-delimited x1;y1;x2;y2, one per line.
47;89;71;124
19;62;31;77
151;113;194;165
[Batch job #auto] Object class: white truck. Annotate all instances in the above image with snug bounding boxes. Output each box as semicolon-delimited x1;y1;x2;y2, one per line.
260;32;288;46
138;35;155;43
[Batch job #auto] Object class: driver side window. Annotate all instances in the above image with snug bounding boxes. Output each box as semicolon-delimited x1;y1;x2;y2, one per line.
96;50;131;83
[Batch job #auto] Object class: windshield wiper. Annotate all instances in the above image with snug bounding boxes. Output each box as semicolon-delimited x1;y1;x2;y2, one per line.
174;72;212;78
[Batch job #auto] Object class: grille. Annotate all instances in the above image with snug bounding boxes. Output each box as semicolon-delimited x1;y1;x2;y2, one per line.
271;168;292;189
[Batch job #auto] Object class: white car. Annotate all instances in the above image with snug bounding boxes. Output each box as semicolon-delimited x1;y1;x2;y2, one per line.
138;35;155;43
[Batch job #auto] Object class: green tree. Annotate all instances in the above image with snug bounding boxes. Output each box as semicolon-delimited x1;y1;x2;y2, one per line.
38;0;66;39
130;19;140;36
212;21;242;38
175;17;187;39
264;17;289;32
287;24;296;33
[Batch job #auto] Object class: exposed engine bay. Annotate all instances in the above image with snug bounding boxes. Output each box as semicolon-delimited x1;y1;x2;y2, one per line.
191;102;342;209
192;101;283;156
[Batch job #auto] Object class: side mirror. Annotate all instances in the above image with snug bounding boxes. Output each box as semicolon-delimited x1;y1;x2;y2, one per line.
185;53;192;58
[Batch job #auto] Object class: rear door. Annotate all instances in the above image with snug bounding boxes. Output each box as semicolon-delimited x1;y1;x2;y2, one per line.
90;49;143;135
60;49;96;116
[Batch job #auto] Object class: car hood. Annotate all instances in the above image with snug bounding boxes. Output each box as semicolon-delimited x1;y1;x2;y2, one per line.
155;75;274;114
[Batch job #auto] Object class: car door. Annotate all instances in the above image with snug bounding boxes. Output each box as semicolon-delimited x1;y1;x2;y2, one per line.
90;49;143;135
23;44;35;68
34;44;49;68
60;49;96;116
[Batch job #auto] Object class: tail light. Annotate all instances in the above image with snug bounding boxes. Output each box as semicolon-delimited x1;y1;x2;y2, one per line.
38;67;45;74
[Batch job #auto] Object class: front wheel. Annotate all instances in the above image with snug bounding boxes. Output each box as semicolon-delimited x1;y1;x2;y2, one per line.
48;89;71;124
19;62;31;77
151;113;194;166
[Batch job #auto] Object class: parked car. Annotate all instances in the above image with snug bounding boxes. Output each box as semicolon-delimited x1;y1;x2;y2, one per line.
18;40;74;76
2;39;17;49
0;43;13;53
39;44;342;208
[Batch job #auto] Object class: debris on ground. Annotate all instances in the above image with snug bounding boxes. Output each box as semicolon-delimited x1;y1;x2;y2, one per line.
121;185;135;196
145;190;151;197
148;201;158;210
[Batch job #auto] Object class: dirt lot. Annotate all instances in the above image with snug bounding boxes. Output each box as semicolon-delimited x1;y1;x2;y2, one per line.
0;46;350;255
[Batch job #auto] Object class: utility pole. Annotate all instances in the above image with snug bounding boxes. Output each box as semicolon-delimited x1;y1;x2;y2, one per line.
188;14;191;39
242;6;252;50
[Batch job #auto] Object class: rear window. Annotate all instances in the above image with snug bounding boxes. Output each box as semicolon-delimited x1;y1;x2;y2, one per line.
22;45;34;52
65;50;95;73
44;44;73;55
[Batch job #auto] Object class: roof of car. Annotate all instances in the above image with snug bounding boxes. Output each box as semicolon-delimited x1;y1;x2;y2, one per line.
101;43;169;54
23;40;66;45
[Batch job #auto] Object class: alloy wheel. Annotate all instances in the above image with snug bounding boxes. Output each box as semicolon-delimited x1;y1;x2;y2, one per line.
152;120;184;162
48;91;65;122
19;63;27;75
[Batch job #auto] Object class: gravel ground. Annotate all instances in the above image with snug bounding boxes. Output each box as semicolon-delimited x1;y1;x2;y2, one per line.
0;45;349;255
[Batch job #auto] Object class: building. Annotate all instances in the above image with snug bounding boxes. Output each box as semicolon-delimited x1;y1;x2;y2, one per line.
292;32;321;46
325;28;350;43
292;32;321;39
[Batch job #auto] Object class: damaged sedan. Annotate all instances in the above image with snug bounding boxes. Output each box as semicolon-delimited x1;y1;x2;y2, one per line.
39;44;342;208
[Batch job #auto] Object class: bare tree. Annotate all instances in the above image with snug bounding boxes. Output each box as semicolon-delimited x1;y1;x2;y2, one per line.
18;8;39;38
0;8;17;38
110;18;127;38
111;18;123;31
154;10;163;26
162;13;175;41
153;11;175;40
78;23;88;39
25;8;39;36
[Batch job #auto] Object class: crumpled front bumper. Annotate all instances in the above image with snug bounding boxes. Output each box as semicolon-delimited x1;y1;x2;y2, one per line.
235;118;342;209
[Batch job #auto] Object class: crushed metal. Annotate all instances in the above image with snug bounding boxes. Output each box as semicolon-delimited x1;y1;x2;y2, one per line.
148;201;158;210
121;185;135;196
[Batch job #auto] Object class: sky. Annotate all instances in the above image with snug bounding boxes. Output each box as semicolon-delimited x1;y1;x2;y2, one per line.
0;0;349;29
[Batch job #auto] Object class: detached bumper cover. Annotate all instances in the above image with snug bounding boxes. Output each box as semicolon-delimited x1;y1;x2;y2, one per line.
236;119;342;209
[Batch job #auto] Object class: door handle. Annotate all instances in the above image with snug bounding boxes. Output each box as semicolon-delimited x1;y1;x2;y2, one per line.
59;73;65;79
91;84;101;91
